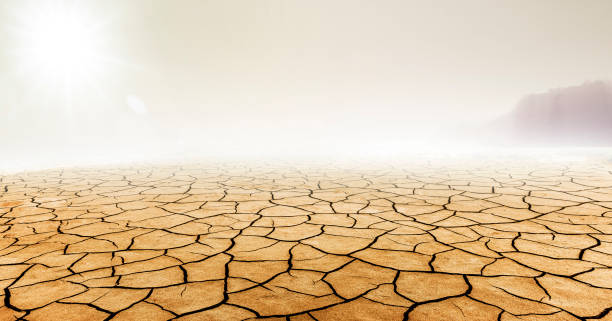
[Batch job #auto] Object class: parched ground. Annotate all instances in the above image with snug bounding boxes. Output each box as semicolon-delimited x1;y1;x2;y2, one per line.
1;161;612;321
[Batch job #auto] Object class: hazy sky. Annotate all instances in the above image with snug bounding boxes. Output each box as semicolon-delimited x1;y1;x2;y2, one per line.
1;0;612;169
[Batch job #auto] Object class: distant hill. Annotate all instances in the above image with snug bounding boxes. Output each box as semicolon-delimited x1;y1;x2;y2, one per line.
504;81;612;145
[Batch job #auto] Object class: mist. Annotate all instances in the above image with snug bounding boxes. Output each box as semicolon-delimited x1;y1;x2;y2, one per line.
2;0;612;171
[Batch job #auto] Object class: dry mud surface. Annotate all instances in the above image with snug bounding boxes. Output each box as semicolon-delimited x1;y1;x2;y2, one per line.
1;161;612;320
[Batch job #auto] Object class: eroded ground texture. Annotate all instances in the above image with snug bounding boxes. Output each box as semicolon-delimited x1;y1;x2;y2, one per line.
1;161;612;321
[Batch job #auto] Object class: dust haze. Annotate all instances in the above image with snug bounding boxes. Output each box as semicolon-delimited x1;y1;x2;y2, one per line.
2;0;612;171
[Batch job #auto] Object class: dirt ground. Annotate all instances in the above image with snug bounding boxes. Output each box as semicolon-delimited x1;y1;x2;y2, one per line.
1;161;612;320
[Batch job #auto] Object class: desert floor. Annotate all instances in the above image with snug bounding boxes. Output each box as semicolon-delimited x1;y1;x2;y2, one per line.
1;160;612;321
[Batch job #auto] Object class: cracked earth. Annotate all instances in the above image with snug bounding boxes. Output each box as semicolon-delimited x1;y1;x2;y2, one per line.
1;162;612;321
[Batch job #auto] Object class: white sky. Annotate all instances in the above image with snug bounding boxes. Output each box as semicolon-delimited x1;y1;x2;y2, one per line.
1;0;612;169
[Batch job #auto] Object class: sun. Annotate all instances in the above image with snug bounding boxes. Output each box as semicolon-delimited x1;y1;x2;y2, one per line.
9;1;114;104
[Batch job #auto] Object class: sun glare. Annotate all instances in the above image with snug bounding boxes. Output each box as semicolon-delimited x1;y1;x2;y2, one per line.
11;1;111;100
